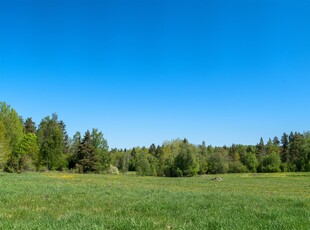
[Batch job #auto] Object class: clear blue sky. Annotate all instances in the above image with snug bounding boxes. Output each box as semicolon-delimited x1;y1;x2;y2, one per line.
1;0;310;149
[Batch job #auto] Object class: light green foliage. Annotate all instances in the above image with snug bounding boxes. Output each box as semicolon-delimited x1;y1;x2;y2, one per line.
15;133;39;158
37;114;65;170
0;120;9;168
241;152;259;172
197;141;208;174
0;102;24;154
0;172;309;229
10;133;39;171
91;128;109;171
262;152;282;172
117;150;130;173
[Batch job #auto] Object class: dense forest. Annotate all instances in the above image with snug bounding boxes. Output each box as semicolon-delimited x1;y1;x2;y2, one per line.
0;101;309;176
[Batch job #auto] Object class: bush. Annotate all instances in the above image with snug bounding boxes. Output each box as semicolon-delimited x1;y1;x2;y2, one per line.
228;161;248;173
136;157;151;176
105;165;119;175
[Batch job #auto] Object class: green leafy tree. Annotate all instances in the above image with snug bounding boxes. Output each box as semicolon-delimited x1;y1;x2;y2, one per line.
300;132;310;171
197;141;208;174
207;148;229;174
173;141;199;177
136;154;151;176
296;132;310;172
262;152;281;172
228;161;248;173
6;133;39;172
0;102;24;154
68;131;81;169
0;120;9;168
241;152;258;172
117;151;130;173
91;128;109;171
37;114;65;170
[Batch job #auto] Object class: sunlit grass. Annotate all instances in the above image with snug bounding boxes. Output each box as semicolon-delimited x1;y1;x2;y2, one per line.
0;172;309;229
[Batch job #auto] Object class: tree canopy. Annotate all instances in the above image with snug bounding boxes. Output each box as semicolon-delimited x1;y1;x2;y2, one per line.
0;101;309;176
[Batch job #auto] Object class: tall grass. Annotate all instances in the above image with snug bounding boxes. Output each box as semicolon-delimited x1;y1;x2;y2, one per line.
0;172;309;229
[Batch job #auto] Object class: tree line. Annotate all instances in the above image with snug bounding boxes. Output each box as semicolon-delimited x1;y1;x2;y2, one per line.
0;101;309;176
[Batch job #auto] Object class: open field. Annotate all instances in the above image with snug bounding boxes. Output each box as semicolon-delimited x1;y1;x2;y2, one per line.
0;172;309;229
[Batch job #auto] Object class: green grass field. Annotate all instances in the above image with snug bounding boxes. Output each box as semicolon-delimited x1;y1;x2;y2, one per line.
0;172;309;229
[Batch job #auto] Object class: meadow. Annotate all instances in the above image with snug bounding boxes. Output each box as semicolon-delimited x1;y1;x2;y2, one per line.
0;172;309;230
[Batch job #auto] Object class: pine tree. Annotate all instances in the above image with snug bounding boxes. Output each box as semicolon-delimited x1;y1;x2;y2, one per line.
77;130;100;173
149;143;156;156
281;132;289;162
24;117;36;134
273;136;280;146
257;137;266;156
59;121;70;155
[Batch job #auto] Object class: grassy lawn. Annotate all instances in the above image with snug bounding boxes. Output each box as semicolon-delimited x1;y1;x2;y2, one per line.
0;172;309;229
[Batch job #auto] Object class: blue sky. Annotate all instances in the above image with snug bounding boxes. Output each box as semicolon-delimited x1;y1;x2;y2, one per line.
1;0;310;149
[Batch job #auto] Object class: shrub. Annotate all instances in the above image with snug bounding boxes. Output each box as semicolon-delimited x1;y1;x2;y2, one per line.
228;161;248;173
105;165;119;175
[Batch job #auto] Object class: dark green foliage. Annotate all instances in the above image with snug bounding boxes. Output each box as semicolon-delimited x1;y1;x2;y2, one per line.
207;149;229;174
256;137;266;156
1;101;310;176
24;117;36;134
228;161;248;173
273;136;280;146
136;154;151;176
288;132;303;171
298;132;310;172
129;148;137;171
59;121;70;156
149;143;156;156
76;130;100;173
281;132;289;162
